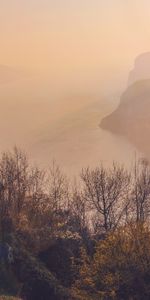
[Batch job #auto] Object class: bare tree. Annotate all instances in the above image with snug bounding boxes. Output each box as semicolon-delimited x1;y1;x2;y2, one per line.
0;147;29;220
69;182;88;236
47;161;69;212
81;163;130;233
25;166;48;227
0;147;48;233
130;158;150;223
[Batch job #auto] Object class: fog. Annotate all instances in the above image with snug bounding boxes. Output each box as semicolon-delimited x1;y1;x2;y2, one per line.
1;0;150;173
0;70;139;174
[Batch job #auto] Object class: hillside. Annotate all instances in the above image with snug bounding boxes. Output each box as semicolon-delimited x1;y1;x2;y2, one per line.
128;52;150;86
100;79;150;157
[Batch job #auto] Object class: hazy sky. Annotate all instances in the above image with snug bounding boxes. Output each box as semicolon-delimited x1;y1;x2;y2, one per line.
1;0;150;79
0;0;147;171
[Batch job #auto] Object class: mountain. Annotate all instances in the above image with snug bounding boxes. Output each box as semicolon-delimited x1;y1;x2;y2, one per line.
128;52;150;86
100;79;150;157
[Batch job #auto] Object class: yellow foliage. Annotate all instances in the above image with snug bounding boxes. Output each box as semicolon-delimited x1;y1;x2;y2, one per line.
73;222;150;299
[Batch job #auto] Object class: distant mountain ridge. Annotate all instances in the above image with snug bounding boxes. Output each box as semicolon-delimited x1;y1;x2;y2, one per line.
101;79;150;157
100;52;150;157
128;52;150;86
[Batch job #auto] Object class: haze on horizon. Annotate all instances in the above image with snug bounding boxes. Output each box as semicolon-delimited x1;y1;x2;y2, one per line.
0;0;149;172
1;1;150;85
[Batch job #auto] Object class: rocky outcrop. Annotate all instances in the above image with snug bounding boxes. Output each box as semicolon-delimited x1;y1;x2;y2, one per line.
101;79;150;157
128;52;150;86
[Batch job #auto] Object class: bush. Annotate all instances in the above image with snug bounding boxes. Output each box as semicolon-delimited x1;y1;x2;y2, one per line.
74;223;150;299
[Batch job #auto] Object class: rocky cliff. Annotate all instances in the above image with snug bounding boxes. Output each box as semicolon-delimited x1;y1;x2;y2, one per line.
101;79;150;157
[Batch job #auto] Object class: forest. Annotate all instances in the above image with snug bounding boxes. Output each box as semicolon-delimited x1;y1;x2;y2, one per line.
1;148;150;299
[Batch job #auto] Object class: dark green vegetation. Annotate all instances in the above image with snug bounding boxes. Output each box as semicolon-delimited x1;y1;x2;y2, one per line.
1;148;150;299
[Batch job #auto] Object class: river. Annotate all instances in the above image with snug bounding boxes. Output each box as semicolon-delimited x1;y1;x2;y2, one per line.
0;76;140;175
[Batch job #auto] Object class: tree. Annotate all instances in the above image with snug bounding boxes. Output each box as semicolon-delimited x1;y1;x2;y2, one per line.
81;164;130;233
69;183;88;237
73;223;150;299
0;147;29;234
47;161;69;212
130;158;150;223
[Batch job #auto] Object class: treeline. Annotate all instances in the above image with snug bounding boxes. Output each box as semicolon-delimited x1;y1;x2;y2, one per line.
1;148;150;299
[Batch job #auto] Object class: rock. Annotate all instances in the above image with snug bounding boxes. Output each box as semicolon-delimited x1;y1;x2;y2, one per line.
128;52;150;86
100;79;150;157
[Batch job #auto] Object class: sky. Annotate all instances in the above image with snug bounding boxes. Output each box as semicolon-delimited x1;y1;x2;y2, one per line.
0;0;148;171
1;0;150;83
